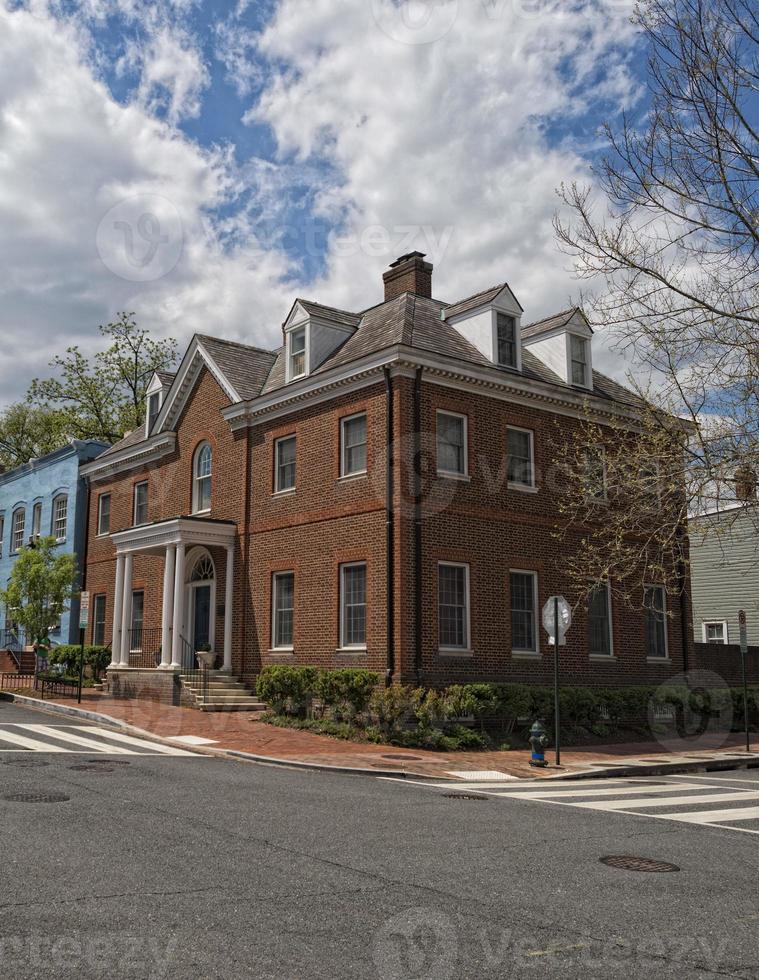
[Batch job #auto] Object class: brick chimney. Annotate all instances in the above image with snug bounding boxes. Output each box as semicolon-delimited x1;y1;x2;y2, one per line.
735;464;757;502
382;251;433;302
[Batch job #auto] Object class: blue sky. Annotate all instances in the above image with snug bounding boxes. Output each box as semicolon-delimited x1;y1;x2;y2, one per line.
0;0;646;403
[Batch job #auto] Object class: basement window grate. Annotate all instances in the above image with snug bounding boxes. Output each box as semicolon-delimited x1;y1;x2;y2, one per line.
600;855;680;873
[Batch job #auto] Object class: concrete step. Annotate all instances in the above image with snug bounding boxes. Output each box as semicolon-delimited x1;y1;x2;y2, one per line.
198;702;268;712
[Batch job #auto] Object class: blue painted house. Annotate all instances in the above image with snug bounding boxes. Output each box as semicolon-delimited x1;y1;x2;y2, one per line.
0;440;109;648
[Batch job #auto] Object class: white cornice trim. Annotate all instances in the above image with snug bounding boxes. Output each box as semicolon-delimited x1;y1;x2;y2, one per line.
80;432;176;481
111;516;236;555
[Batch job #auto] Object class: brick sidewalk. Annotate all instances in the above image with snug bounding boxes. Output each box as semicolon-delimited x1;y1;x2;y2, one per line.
12;688;756;780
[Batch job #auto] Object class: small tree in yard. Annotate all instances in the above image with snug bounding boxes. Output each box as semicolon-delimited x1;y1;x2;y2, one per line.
0;538;79;649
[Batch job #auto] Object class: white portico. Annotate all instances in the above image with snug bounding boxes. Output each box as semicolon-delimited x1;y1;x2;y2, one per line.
108;517;237;672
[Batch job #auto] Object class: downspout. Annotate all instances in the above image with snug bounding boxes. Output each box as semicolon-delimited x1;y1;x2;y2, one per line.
383;367;395;687
242;422;252;681
79;475;91;645
413;367;423;686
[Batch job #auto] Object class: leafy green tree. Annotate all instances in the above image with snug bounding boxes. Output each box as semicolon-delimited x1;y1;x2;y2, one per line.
29;313;177;444
0;537;79;648
0;402;71;469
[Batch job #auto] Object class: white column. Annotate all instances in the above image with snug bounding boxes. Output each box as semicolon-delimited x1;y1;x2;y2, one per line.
118;553;133;667
223;544;234;671
110;554;125;668
171;543;186;668
160;545;176;668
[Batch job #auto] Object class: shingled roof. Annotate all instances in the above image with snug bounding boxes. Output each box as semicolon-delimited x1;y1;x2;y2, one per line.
196;335;278;401
521;307;591;340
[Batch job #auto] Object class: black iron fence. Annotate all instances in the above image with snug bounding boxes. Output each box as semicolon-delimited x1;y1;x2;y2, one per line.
0;672;35;690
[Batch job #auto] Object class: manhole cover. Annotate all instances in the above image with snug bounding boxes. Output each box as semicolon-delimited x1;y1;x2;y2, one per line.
381;754;423;761
3;793;70;804
2;758;49;768
69;764;115;773
600;856;679;873
443;793;489;801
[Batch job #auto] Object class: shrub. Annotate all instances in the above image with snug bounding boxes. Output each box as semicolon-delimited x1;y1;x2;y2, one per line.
255;665;317;717
47;645;111;680
369;685;418;734
314;668;380;720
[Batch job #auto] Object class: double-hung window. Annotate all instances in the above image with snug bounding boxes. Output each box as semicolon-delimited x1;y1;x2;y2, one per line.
340;562;367;649
147;391;161;432
588;582;613;657
31;502;42;540
92;594;107;646
52;495;68;541
570;335;589;386
272;572;295;649
341;414;367;477
507;427;534;488
496;313;517;368
510;570;538;653
436;411;467;477
192;443;212;513
583;447;607;500
97;493;111;535
274;435;296;493
133;481;148;526
11;508;25;552
289;327;307;379
130;591;144;652
644;585;668;659
703;621;727;644
438;562;470;651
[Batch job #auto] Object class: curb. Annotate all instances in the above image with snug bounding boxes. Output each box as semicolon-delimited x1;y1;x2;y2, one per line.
553;756;759;781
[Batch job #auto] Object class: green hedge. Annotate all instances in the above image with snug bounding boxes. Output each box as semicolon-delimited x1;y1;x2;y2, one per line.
46;645;111;680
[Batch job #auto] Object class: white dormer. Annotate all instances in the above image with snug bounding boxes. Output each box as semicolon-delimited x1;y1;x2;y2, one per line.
144;371;175;437
283;300;360;384
442;284;524;372
521;308;593;390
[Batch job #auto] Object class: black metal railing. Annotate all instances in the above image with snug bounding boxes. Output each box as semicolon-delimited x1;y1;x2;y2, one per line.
0;628;26;652
0;672;35;690
179;636;210;704
126;627;163;668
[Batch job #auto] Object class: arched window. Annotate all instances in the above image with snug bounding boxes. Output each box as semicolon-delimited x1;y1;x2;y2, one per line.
192;442;212;513
52;494;68;541
11;507;25;552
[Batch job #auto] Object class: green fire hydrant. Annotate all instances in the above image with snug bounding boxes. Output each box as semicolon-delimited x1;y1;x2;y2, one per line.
529;719;549;768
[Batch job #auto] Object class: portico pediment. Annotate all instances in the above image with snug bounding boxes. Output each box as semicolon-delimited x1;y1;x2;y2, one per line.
110;516;236;556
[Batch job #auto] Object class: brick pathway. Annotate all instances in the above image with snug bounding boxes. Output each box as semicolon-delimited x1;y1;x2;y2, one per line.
12;688;755;780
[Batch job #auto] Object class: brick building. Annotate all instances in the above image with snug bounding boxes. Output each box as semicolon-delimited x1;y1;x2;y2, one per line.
82;253;691;704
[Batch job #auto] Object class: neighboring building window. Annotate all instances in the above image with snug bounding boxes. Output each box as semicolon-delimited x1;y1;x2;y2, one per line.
583;446;607;499
92;594;106;646
192;442;213;513
588;582;613;657
147;391;161;432
31;502;42;539
341;413;368;477
570;335;589;386
496;312;517;368
644;585;668;659
0;515;4;558
507;427;534;488
436;411;467;477
97;493;111;535
703;621;727;645
289;327;307;379
438;562;470;651
272;572;295;649
11;508;25;552
510;571;538;653
52;495;68;541
133;481;149;526
340;562;367;648
130;590;144;650
274;435;296;493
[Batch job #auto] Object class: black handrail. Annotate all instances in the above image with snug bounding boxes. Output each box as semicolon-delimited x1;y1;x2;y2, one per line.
127;628;163;668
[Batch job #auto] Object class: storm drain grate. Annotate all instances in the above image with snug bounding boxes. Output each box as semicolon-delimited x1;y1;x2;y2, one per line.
3;792;70;804
443;793;489;801
600;855;680;873
381;754;423;761
69;764;115;773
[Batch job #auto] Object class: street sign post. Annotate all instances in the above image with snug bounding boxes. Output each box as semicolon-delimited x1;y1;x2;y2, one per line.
738;610;749;752
77;591;90;705
542;596;572;766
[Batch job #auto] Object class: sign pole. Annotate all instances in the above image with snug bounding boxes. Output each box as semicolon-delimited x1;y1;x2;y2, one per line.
739;610;749;753
77;591;90;705
554;595;561;767
77;627;85;704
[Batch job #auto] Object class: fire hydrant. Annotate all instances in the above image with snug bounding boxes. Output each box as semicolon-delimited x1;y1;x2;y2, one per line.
529;719;549;767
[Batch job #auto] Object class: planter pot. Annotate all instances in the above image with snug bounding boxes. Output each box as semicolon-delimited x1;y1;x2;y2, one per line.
196;650;216;670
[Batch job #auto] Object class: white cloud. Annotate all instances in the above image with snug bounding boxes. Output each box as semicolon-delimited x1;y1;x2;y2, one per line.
123;23;210;124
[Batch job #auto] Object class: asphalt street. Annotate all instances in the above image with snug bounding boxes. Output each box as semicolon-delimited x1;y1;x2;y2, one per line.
0;699;757;980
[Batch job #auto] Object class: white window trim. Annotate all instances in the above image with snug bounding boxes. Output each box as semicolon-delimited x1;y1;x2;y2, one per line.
340;412;368;478
702;620;728;645
588;579;615;660
274;435;297;494
133;481;148;527
510;568;539;656
286;324;309;383
436;410;469;478
491;308;522;372
339;561;368;650
129;590;145;652
97;493;111;536
146;390;162;438
11;508;25;553
644;583;670;660
507;426;536;490
437;561;472;654
52;495;68;542
271;571;295;651
192;442;213;515
567;333;592;389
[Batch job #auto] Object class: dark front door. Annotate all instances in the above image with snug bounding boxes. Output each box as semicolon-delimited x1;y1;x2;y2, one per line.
193;585;211;650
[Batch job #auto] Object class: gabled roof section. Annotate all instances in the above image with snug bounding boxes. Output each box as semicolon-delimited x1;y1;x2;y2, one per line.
288;299;361;330
155;370;176;388
441;282;523;320
196;335;277;401
521;307;592;340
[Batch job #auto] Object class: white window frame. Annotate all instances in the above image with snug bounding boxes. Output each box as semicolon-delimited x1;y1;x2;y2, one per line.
437;561;472;653
11;507;25;553
510;568;539;656
146;390;161;436
340;412;368;478
287;325;308;382
568;333;591;388
129;590;145;652
31;501;42;539
490;307;522;372
506;426;536;490
52;494;68;542
97;493;111;536
133;481;149;527
587;580;614;659
702;620;728;645
644;583;669;660
339;561;367;650
436;410;469;478
271;571;295;651
192;442;213;514
274;435;297;494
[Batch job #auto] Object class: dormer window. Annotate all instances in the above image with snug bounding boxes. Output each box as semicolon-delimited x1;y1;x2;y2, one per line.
570;335;590;387
147;391;161;432
496;313;517;368
289;327;307;380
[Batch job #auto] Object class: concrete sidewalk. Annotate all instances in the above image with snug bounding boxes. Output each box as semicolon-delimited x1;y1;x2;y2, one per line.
2;687;758;780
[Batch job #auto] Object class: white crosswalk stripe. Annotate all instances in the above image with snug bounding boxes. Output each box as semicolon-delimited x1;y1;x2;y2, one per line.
0;724;197;756
395;776;759;835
